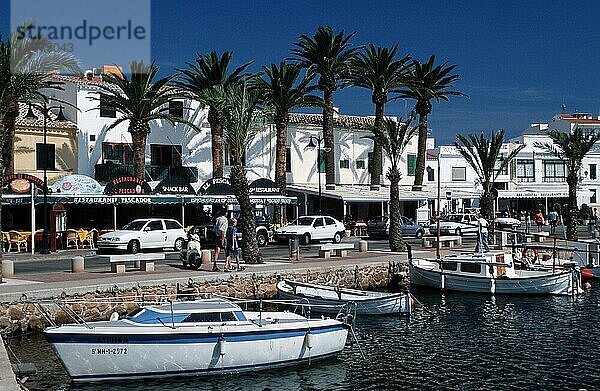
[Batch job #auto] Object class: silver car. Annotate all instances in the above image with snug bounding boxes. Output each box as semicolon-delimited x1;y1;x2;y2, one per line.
367;216;425;239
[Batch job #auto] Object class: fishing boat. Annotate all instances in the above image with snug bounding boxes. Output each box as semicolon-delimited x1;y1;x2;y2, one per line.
409;250;582;296
276;280;411;315
43;297;348;382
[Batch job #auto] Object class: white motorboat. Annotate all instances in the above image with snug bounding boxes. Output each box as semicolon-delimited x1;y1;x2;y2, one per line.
43;297;348;382
409;251;582;296
277;280;411;315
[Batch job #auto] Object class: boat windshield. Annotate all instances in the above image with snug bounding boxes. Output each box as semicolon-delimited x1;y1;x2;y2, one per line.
292;217;314;226
122;221;147;230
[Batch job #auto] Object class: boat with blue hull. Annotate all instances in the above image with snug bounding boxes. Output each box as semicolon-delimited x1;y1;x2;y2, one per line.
410;251;582;296
43;298;348;382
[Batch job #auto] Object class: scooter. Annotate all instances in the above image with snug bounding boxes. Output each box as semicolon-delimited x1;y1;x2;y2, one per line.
180;234;202;269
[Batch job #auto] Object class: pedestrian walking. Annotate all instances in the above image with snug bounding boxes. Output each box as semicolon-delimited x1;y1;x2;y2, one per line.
475;214;490;252
224;218;242;271
213;210;228;271
548;209;558;234
535;210;544;232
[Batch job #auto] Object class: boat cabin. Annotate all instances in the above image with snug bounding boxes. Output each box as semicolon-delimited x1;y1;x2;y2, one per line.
124;299;247;325
438;251;517;279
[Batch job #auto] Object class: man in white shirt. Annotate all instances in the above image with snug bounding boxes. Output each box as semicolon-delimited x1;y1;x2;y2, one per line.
475;214;490;252
213;210;229;271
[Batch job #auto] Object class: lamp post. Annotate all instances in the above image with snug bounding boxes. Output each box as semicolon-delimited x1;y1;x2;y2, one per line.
25;100;65;254
306;135;330;214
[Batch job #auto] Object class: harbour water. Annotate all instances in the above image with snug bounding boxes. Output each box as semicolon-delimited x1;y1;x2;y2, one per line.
7;286;600;391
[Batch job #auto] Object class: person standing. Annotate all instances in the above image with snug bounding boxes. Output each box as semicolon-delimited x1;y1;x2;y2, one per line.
548;209;558;234
213;210;228;271
475;214;490;252
225;218;241;271
534;210;544;233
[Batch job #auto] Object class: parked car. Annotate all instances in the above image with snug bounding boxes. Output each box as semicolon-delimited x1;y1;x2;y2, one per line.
367;216;425;239
97;218;186;254
192;213;272;247
274;215;346;245
495;216;521;229
429;213;479;236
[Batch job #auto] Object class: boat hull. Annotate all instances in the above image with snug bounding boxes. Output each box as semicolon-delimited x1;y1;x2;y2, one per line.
410;261;578;295
45;324;347;382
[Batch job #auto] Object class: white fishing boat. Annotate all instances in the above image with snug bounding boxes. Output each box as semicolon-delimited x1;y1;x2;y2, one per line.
277;280;412;315
409;251;582;296
43;297;348;382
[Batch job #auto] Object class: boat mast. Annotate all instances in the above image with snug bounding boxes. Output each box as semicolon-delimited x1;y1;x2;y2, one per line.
437;149;441;259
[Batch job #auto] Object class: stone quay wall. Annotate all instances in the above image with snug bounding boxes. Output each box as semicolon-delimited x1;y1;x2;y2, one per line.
0;262;408;335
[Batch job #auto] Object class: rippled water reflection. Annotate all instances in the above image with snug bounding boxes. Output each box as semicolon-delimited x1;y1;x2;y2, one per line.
8;287;600;390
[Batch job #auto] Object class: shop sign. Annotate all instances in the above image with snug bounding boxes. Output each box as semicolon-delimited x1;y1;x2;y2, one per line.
198;177;233;195
104;176;152;195
2;173;46;194
155;176;195;195
249;178;280;195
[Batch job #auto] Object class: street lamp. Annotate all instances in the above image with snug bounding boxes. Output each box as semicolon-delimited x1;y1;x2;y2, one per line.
306;135;331;214
25;100;65;254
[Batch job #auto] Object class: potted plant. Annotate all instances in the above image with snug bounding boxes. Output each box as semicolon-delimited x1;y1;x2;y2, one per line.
343;214;355;237
579;203;591;225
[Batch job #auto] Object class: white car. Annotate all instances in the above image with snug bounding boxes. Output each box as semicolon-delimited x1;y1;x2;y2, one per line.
429;213;479;236
98;218;186;254
495;216;521;229
274;215;346;245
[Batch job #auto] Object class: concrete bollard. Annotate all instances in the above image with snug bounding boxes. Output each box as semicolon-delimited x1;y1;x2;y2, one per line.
201;250;212;269
71;256;85;273
134;260;141;269
2;260;14;278
358;240;368;252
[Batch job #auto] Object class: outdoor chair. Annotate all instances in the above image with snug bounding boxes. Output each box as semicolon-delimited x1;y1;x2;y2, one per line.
66;229;79;249
8;230;27;252
81;229;96;249
1;232;9;252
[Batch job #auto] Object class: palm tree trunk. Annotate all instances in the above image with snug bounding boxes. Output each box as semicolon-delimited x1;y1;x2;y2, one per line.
1;101;18;176
371;101;384;189
273;116;288;226
129;121;150;180
480;190;494;222
566;172;578;240
388;167;406;252
208;107;224;178
323;89;335;188
0;120;6;283
230;164;263;264
413;112;428;191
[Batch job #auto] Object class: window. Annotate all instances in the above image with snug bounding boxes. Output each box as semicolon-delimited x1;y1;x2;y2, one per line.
367;152;382;174
495;159;508;175
319;149;326;173
356;160;365;169
543;160;566;182
427;167;435;182
441;262;458;271
460;263;481;274
102;142;133;164
407;154;416;176
36;143;55;170
285;148;292;173
99;93;116;118
451;167;466;181
165;220;183;229
150;144;182;167
591;189;597;204
339;159;349;169
89;134;96;142
516;159;535;182
590;164;597;180
168;101;184;119
313;218;324;227
147;220;164;231
325;217;336;225
183;312;236;323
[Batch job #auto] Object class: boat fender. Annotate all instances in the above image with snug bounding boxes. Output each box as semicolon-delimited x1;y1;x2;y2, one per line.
582;268;595;280
109;312;119;321
584;281;592;290
305;332;314;349
218;336;226;355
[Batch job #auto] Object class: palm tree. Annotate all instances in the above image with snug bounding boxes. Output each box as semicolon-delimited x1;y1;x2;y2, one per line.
535;128;600;240
177;51;252;178
349;44;411;189
365;116;418;251
93;60;194;179
455;131;523;221
396;55;464;191
0;25;80;175
253;62;321;224
214;82;263;263
291;26;358;188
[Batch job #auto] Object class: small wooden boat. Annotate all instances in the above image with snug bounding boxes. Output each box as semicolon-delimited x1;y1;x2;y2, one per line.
276;280;411;315
409;250;582;296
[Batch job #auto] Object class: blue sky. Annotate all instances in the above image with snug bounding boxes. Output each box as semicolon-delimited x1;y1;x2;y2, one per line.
3;0;600;144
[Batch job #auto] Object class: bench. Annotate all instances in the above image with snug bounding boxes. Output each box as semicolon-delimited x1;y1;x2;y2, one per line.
317;243;355;258
422;235;462;248
96;253;165;274
524;231;550;243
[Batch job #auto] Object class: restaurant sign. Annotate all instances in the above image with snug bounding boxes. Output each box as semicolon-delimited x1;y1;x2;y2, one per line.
2;173;46;194
249;178;280;195
198;177;233;195
104;176;152;195
155;176;195;195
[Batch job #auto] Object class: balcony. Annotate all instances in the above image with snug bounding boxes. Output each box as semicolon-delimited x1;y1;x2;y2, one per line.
95;162;198;183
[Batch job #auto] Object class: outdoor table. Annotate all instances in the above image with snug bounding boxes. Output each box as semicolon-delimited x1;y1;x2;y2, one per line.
76;229;88;245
